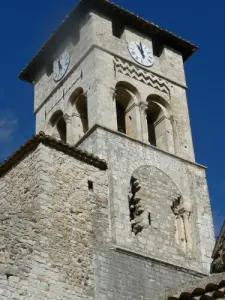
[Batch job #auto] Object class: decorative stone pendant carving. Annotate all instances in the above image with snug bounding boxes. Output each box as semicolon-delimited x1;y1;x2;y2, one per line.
172;196;193;253
128;176;145;235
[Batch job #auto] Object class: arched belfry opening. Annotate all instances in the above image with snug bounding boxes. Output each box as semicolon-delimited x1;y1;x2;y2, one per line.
115;82;139;139
69;87;88;143
146;95;173;152
146;102;163;147
49;110;67;143
116;101;126;133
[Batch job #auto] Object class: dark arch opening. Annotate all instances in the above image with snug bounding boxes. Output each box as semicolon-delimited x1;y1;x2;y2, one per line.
70;88;88;137
56;117;67;142
50;110;67;143
116;101;126;133
115;82;138;137
147;102;162;146
75;94;88;134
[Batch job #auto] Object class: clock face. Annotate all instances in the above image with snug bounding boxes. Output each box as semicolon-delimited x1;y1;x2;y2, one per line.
128;41;154;67
53;51;70;82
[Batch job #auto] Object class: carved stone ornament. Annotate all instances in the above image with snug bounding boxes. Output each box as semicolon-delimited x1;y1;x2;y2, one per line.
172;196;193;253
128;176;145;235
64;113;72;124
114;57;170;95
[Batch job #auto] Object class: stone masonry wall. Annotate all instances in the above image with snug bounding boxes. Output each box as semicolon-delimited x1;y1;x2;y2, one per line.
130;166;182;248
0;144;109;300
34;10;195;161
34;10;187;112
94;248;204;300
0;142;206;300
15;4;216;299
78;126;215;275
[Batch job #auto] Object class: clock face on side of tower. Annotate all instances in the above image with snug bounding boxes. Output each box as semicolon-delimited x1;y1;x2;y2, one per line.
53;51;70;82
128;41;154;67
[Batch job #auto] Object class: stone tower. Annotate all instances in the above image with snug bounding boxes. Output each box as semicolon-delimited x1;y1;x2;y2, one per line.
0;0;215;299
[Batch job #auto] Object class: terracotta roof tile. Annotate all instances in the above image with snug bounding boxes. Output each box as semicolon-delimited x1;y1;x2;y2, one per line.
159;273;225;300
211;220;225;273
0;132;107;176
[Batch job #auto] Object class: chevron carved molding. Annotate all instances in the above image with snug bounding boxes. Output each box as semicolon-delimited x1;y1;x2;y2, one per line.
114;57;170;95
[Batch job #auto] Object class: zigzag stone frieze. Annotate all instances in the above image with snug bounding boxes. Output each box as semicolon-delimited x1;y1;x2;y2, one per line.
114;57;170;95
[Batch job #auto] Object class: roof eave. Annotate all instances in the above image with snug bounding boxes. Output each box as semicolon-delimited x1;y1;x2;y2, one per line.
212;220;225;258
18;0;86;84
18;0;198;84
0;132;107;176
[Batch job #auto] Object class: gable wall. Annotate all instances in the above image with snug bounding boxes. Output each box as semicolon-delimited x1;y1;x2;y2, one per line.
0;144;109;300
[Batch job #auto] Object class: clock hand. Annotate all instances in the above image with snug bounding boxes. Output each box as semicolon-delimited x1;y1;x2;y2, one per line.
140;42;143;53
136;42;141;53
139;42;145;58
58;59;62;70
136;42;145;58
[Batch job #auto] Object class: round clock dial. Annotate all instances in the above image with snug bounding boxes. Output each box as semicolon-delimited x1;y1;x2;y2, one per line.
128;41;154;67
53;51;70;82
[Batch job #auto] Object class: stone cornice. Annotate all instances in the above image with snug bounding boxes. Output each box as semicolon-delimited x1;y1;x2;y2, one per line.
19;0;197;83
113;245;207;277
76;124;207;170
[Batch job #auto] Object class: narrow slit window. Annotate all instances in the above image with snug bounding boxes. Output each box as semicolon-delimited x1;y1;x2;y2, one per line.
148;213;152;225
88;180;94;192
153;40;164;57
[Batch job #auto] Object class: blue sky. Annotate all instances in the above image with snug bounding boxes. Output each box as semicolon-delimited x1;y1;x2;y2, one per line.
0;0;224;235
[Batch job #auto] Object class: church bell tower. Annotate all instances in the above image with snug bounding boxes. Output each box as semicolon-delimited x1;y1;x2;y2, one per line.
19;0;215;298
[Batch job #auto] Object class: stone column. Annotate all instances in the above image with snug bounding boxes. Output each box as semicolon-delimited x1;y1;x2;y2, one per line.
125;103;142;140
182;210;192;252
64;114;73;145
170;116;180;156
110;87;118;131
139;102;149;143
177;215;186;252
164;117;175;154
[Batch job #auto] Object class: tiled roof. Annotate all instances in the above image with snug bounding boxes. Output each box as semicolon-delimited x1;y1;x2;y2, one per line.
211;220;225;273
19;0;198;83
0;132;107;176
159;273;225;300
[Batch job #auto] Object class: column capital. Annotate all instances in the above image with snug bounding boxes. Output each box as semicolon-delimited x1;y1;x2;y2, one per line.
52;132;59;140
182;198;192;214
64;113;72;124
139;101;148;112
110;87;116;99
180;209;191;217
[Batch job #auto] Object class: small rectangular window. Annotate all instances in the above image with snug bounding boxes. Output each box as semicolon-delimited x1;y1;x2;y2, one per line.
153;40;164;57
112;21;124;39
148;213;152;226
88;180;94;192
